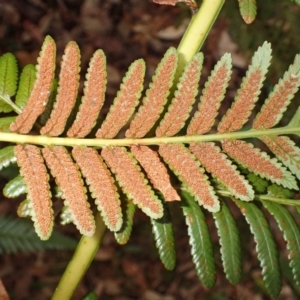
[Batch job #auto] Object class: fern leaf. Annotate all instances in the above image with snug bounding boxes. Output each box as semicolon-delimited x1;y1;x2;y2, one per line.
247;173;269;193
151;202;176;270
153;0;198;10
190;142;254;201
0;216;77;254
114;199;135;245
159;144;220;212
0;116;16;132
222;139;298;190
156;52;203;137
0;53;18;112
67;50;107;138
181;189;216;288
42;146;95;236
14;145;53;240
238;0;257;24
262;201;300;287
253;54;300;129
0;146;16;170
218;42;272;133
17;199;33;218
101;147;163;219
213;201;242;284
72;146;122;231
96;59;145;138
3;175;26;198
15;64;36;109
131;145;179;201
261;135;300;180
126;47;178;138
10;36;56;134
267;184;295;199
40;41;80;136
188;53;232;135
234;199;281;297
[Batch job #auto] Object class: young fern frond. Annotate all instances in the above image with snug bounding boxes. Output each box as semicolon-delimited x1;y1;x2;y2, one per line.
1;36;300;296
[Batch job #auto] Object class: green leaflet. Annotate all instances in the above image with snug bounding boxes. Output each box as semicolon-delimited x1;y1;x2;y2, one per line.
238;0;257;24
0;146;16;170
267;184;295;199
0;216;77;254
150;201;176;270
3;175;26;198
15;64;36;109
234;199;281;298
0;116;16;132
247;173;269;193
262;201;300;287
181;189;216;288
213;201;242;284
114;200;136;245
0;53;18;112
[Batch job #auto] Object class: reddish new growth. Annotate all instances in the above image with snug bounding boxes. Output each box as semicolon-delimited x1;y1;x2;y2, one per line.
188;63;230;135
14;145;53;240
253;75;299;129
96;59;145;138
190;142;253;201
126;48;177;138
159;144;219;212
68;50;106;138
218;70;262;133
41;42;80;136
156;55;202;137
72;146;122;231
222;139;283;181
10;37;56;134
131;145;180;201
102;147;163;218
42;146;95;236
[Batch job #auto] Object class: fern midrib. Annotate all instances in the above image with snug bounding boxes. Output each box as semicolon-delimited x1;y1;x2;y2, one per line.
0;126;299;147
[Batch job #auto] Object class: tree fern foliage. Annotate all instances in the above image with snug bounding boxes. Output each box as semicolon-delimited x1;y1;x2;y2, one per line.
1;36;300;297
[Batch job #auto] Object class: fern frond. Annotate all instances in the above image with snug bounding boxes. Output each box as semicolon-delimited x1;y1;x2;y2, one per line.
0;116;16;132
0;53;18;113
237;0;257;24
234;199;281;298
253;54;300;129
213;201;242;284
40;41;80;136
14;145;53;240
15;64;36;109
151;202;176;270
67;50;106;138
0;146;16;170
96;59;145;138
159;144;219;212
131;145;179;201
188;52;232;135
181;190;216;288
72;146;122;231
190;142;254;201
0;216;77;254
262;201;300;287
102;147;163;219
42;146;95;236
10;36;56;134
222;139;298;189
156;52;203;137
218;42;272;133
3;175;26;198
114;199;135;245
126;47;178;138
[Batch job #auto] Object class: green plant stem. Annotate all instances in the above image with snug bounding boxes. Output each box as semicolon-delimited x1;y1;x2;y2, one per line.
51;214;106;300
0;95;22;114
1;126;299;147
51;2;225;299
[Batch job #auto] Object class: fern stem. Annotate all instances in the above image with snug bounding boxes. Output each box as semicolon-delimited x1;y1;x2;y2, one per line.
218;190;300;207
1;126;299;147
176;0;224;75
51;214;106;300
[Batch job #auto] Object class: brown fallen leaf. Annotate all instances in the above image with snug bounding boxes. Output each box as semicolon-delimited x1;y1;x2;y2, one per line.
153;0;198;11
0;280;10;300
